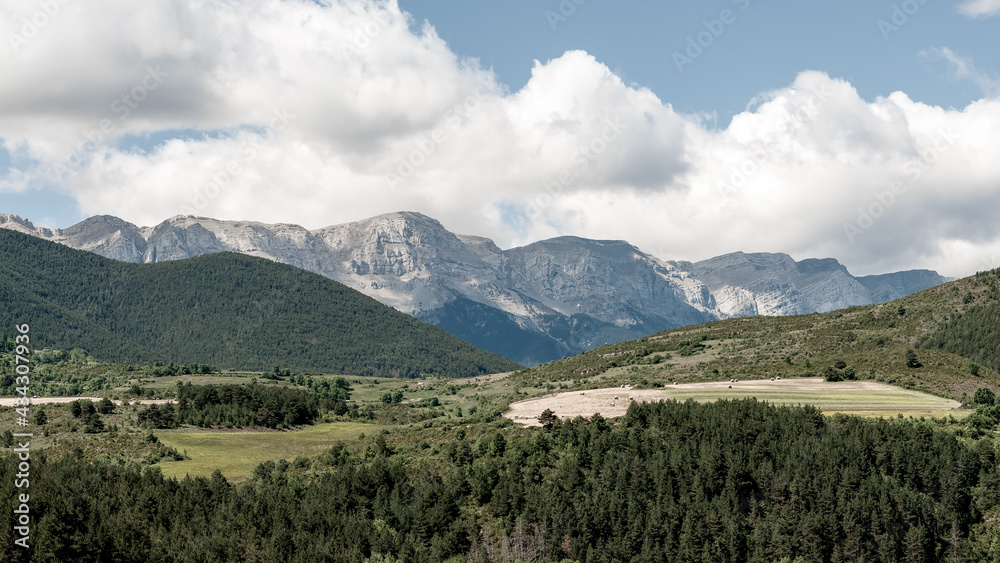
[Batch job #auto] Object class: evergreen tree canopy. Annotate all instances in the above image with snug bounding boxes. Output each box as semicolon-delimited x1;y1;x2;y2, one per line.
2;399;999;562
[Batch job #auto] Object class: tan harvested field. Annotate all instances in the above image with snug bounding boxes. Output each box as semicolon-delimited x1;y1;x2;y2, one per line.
505;378;963;426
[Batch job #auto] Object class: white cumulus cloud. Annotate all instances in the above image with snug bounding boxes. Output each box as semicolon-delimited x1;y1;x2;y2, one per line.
957;0;1000;17
2;0;1000;278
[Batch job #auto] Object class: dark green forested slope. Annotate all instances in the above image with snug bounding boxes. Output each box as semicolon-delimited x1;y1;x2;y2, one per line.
0;229;521;376
2;399;998;562
918;270;1000;373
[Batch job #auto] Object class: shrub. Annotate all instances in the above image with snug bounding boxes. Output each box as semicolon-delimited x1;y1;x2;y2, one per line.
97;397;116;414
974;388;996;406
84;414;105;433
538;409;558;428
824;366;843;382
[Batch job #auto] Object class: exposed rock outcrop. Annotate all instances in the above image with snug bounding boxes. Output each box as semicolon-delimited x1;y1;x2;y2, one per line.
1;212;948;365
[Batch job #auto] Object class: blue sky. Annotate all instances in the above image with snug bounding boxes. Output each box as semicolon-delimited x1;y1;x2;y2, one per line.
1;0;999;276
399;0;996;118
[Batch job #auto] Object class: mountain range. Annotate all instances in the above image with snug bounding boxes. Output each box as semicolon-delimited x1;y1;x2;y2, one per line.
0;228;520;376
0;212;948;365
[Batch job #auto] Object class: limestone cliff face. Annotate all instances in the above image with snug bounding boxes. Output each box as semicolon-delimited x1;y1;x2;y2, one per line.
500;237;713;329
0;212;948;365
857;270;952;303
676;253;876;317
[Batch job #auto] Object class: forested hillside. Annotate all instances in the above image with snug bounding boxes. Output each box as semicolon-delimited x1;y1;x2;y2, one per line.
513;268;1000;401
0;229;521;377
2;399;998;562
918;270;1000;373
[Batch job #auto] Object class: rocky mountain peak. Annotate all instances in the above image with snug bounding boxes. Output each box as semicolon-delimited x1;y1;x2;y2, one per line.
0;211;949;365
0;213;35;229
0;213;55;238
60;215;142;240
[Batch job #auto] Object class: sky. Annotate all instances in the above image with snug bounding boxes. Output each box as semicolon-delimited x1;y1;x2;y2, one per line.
0;0;999;278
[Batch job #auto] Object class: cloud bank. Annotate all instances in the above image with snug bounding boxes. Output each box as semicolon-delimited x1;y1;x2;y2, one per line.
2;0;1000;277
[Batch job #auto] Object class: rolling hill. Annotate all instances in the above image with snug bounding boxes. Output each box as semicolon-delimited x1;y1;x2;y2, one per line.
512;267;1000;401
0;229;522;377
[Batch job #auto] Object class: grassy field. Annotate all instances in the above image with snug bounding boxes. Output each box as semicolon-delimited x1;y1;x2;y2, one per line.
155;422;389;480
662;383;961;415
506;378;966;426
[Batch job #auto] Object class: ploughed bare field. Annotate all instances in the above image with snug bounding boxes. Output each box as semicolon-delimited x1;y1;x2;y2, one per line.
505;378;961;427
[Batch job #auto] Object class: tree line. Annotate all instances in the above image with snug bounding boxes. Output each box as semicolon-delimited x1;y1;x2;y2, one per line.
3;398;999;561
137;382;341;429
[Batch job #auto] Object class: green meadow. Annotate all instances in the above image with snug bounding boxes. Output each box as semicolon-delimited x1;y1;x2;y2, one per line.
155;422;389;480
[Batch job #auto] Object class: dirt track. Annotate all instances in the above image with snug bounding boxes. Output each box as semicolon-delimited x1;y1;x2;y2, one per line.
0;397;177;407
